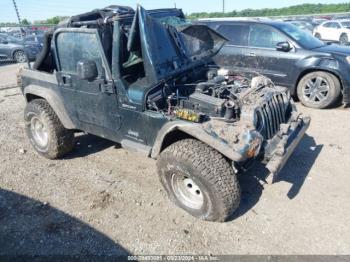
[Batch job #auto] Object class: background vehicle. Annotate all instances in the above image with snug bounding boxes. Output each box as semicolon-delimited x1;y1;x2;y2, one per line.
198;19;350;109
313;20;350;45
333;15;350;20
0;33;42;62
24;33;45;47
285;20;314;34
19;5;309;222
312;18;329;26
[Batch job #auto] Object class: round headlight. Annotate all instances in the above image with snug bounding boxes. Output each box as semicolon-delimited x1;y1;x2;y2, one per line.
239;130;263;159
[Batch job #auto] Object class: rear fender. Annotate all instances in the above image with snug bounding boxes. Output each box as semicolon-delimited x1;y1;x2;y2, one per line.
293;57;341;95
23;84;76;129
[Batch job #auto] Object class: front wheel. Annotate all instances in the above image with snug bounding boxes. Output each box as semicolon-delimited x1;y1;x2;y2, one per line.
157;139;240;222
297;71;341;109
24;99;75;159
340;34;348;45
13;50;28;63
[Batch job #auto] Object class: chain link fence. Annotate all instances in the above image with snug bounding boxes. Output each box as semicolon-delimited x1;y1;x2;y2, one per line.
0;24;55;89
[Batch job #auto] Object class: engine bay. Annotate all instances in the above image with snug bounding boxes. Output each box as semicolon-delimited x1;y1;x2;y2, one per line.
146;66;275;123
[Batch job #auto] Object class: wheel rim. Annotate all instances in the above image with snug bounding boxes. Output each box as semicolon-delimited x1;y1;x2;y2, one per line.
15;51;27;63
303;76;330;103
171;173;204;210
30;116;49;147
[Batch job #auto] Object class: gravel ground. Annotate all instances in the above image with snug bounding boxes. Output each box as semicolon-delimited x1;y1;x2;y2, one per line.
0;63;22;89
0;64;350;255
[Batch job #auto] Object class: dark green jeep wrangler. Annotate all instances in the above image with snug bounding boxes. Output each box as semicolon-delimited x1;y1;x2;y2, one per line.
19;5;310;222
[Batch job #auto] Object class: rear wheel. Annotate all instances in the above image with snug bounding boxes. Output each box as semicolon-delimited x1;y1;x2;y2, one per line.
13;50;27;63
24;99;75;159
157;139;240;222
314;33;321;40
340;33;348;45
297;71;341;109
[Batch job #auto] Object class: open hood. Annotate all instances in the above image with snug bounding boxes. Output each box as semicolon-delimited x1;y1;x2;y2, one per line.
175;24;228;62
128;5;227;83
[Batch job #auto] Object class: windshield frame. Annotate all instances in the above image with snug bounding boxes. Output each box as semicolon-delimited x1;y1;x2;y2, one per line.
273;22;325;49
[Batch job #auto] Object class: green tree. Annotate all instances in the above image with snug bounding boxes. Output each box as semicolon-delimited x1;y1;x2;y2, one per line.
46;16;61;25
21;18;31;25
187;2;350;19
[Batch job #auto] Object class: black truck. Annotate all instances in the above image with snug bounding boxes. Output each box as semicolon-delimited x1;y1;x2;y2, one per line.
19;5;310;222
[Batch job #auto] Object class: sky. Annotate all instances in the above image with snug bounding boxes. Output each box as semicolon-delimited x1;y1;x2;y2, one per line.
0;0;348;23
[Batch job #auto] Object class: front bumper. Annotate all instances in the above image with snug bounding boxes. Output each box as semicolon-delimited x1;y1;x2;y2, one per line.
264;113;311;179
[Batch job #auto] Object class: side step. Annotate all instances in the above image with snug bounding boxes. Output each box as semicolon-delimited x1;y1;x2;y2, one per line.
121;139;152;156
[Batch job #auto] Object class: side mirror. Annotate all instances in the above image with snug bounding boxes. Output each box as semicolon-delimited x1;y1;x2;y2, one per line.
276;41;291;52
77;59;98;81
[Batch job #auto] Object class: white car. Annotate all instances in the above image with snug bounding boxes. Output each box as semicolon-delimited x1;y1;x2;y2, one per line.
313;20;350;45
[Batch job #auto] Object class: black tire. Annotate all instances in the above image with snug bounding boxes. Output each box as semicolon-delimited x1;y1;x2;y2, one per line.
13;50;28;63
157;139;240;222
297;71;341;109
24;99;75;159
340;33;348;45
314;33;321;40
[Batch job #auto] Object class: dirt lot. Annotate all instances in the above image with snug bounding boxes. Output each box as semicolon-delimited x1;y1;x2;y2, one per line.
0;63;350;256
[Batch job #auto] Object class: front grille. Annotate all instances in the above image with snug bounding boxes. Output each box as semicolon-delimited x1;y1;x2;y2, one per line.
256;93;290;140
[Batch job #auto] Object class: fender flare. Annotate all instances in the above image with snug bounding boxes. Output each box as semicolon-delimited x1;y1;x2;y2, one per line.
151;121;244;162
23;84;76;129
